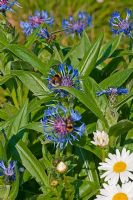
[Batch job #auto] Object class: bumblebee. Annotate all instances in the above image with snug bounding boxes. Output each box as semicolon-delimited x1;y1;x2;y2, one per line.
50;73;62;86
65;118;73;133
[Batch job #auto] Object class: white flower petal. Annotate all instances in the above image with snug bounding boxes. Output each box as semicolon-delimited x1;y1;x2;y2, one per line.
98;148;133;185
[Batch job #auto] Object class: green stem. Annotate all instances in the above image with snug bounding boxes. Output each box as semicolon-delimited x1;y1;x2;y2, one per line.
51;28;69;35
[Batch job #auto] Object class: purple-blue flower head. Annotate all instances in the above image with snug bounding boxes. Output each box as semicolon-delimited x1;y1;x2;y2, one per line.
20;10;54;36
110;9;133;37
38;28;50;39
48;64;80;97
0;0;20;12
96;87;128;96
0;160;16;181
62;11;92;37
41;105;86;148
28;11;54;28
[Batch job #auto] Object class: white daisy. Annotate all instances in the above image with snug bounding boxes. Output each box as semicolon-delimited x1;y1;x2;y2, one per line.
91;130;109;147
95;182;133;200
99;148;133;185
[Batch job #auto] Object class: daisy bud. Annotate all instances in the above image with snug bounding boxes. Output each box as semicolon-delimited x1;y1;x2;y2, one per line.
91;130;109;148
50;179;59;187
56;161;67;174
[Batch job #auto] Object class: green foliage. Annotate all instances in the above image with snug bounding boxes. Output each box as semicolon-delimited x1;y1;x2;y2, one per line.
0;2;133;199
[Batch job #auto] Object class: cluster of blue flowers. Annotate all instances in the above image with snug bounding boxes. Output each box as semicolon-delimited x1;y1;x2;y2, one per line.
20;11;92;39
1;1;132;38
41;63;85;148
20;8;133;39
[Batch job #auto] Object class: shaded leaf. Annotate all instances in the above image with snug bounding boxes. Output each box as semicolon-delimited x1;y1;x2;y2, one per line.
99;69;133;88
11;70;49;97
16;140;49;188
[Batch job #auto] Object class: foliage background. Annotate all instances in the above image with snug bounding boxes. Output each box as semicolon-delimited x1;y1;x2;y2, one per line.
0;0;133;200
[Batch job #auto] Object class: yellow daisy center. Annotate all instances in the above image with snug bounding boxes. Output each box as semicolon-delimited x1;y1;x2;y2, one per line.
112;192;128;200
113;161;127;173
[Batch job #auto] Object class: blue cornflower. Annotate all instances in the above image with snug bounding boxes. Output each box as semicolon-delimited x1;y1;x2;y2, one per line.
28;11;54;27
20;21;33;36
0;0;20;12
110;9;133;37
96;87;128;96
62;11;92;37
20;10;54;36
38;28;50;39
41;105;86;148
0;160;16;181
47;64;80;97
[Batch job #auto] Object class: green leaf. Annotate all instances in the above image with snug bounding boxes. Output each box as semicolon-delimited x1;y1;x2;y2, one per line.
125;128;133;151
0;28;9;45
115;91;133;110
0;140;6;160
99;68;133;88
11;70;49;97
60;86;107;126
78;33;103;76
109;120;133;147
7;101;28;138
0;185;10;199
24;122;43;133
75;135;103;160
63;31;91;65
0;31;46;74
77;148;100;186
16;140;49;188
79;180;99;200
25;28;40;48
53;46;63;63
0;75;12;85
97;34;122;65
83;77;108;114
9;166;19;200
8;44;46;74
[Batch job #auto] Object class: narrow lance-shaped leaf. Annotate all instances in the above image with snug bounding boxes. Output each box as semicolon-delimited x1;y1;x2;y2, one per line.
99;68;133;88
16;140;49;188
9;166;19;200
115;91;133;110
78;33;103;76
7;101;28;138
109;120;133;147
63;31;91;63
11;70;49;98
97;34;122;65
0;31;46;74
